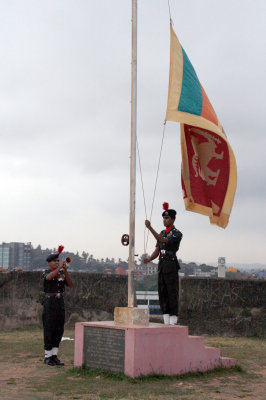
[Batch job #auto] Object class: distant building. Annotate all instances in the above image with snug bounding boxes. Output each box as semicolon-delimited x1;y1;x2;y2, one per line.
0;244;9;269
197;271;215;278
115;267;126;275
135;263;158;275
0;242;33;270
218;257;226;278
186;266;217;278
258;271;266;280
103;268;112;275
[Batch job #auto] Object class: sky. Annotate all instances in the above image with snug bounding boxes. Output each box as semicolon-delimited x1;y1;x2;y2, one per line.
0;0;265;266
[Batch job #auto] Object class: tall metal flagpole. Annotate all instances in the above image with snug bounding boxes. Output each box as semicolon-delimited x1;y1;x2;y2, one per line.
128;0;137;308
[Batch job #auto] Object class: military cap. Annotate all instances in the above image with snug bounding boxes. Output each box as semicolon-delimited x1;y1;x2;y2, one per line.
162;202;176;219
46;245;64;263
46;253;59;263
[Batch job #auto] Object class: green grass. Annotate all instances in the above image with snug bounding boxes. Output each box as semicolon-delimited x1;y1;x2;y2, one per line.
0;327;265;400
66;364;244;382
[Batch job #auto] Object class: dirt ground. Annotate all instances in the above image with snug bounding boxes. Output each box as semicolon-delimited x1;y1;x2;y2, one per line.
0;327;265;400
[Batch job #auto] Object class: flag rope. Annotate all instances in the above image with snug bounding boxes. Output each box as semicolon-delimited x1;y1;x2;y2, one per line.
136;121;167;299
167;0;173;25
136;138;148;221
135;0;172;296
136;121;167;255
136;137;148;256
144;121;167;253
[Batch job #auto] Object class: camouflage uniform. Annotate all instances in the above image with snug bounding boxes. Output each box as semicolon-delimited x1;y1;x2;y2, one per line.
156;226;182;316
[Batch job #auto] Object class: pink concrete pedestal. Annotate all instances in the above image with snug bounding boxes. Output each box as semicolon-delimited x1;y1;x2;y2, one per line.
74;321;235;378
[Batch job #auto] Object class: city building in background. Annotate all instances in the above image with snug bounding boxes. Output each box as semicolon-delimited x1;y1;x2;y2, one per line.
0;244;10;269
0;242;33;270
218;257;226;278
115;266;127;275
135;263;158;275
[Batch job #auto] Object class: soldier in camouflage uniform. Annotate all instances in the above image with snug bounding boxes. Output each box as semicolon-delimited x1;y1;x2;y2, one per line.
42;246;73;366
144;203;182;325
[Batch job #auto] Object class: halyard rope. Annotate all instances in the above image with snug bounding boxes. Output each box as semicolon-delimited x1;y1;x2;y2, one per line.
136;121;167;300
135;0;173;297
136;121;167;254
167;0;173;25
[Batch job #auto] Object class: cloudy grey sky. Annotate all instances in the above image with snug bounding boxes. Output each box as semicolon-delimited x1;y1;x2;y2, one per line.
0;0;265;265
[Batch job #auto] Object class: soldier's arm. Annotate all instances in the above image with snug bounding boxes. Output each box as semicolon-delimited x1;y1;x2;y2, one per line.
143;247;160;264
145;220;168;244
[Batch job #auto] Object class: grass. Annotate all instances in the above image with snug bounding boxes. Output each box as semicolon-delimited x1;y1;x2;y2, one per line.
67;364;244;382
0;326;265;400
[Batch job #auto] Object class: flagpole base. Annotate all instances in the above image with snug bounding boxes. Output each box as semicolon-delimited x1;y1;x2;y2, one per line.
114;307;149;326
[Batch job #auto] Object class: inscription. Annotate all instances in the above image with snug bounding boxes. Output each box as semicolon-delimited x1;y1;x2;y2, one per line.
84;327;125;373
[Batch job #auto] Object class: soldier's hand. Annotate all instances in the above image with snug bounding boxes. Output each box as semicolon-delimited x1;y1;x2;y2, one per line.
143;257;150;264
63;263;69;270
145;220;151;229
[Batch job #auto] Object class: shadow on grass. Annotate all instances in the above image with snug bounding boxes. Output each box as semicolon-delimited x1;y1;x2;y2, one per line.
66;364;244;383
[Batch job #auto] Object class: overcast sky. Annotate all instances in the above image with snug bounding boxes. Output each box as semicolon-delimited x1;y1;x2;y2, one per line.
0;0;265;265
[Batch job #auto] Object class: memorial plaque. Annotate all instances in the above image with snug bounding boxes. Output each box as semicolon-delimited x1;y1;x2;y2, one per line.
84;327;125;373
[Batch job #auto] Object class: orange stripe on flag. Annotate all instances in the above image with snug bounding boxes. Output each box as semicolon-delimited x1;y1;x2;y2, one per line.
200;84;218;126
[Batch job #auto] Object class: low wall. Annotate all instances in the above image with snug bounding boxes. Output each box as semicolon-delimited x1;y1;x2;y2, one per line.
179;277;265;337
0;272;265;337
0;271;127;330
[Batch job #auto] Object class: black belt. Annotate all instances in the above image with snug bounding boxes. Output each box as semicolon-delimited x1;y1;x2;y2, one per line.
45;292;63;298
159;250;177;260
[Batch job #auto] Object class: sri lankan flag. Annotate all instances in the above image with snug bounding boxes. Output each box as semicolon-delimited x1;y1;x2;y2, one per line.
166;24;237;228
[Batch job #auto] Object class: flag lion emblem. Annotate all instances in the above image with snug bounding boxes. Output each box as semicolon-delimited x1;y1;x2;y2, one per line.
190;128;224;186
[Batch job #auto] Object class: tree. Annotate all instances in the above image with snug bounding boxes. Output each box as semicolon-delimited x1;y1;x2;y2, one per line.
81;251;89;263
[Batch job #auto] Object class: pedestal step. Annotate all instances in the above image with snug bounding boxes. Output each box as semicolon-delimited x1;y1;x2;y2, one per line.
74;321;235;378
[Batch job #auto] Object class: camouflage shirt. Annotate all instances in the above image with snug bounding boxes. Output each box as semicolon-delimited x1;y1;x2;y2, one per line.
156;226;183;257
43;268;66;293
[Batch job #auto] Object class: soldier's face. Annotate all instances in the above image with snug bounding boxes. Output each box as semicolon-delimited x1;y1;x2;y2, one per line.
163;216;174;227
48;259;59;269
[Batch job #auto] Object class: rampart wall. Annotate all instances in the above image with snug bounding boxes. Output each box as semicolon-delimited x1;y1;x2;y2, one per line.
0;271;127;330
0;272;265;336
179;277;265;337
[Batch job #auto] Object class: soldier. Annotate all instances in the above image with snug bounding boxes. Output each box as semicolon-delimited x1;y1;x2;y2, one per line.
42;245;73;366
144;203;182;325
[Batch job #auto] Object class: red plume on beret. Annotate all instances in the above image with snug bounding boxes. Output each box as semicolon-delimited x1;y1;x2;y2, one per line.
163;202;169;211
58;245;64;254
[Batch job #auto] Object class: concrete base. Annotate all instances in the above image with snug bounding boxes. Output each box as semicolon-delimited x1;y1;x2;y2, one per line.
114;307;149;326
74;321;235;378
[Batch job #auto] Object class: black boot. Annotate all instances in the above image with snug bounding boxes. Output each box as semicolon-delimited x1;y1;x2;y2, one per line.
44;356;56;366
52;355;64;366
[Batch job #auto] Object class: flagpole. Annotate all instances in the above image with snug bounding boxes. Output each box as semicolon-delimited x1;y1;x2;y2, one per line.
128;0;137;308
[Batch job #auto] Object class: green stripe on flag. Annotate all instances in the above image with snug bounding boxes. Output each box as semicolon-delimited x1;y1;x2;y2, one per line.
178;47;202;115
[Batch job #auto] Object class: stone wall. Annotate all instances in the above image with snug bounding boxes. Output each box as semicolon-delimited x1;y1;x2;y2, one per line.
0;272;265;337
179;277;265;337
0;271;127;330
